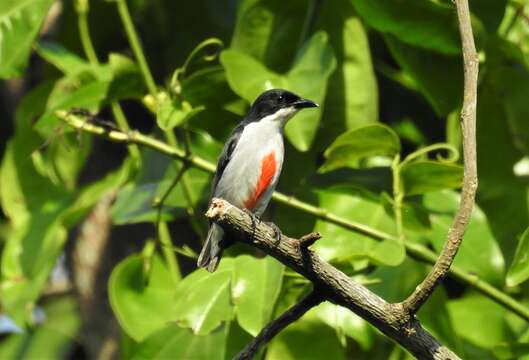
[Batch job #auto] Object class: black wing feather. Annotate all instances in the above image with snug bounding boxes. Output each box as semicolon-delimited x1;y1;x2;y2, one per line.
211;124;244;194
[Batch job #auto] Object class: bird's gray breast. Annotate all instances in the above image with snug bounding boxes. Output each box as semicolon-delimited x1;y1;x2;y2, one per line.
214;120;284;214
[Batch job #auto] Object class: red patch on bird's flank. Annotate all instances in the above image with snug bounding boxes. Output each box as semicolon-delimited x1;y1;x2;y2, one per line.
244;152;277;210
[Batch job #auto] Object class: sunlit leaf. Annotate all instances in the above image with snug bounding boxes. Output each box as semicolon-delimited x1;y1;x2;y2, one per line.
0;0;55;78
320;124;400;172
232;256;284;336
109;254;175;341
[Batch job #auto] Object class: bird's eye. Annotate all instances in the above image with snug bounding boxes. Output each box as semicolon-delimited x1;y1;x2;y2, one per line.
278;95;284;102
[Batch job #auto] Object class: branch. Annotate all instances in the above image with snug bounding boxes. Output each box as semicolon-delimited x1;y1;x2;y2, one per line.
56;110;529;322
234;290;324;360
402;0;479;314
207;199;460;359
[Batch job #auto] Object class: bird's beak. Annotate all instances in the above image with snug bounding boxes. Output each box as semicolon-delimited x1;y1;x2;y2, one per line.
293;98;318;109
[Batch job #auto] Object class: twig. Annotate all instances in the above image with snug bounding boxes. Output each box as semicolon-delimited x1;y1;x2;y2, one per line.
234;290;324;360
298;232;322;248
207;198;460;359
56;110;529;322
402;0;479;314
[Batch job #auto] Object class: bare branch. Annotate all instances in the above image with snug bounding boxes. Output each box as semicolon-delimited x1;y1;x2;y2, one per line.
207;199;460;360
298;232;322;248
234;290;324;360
402;0;479;314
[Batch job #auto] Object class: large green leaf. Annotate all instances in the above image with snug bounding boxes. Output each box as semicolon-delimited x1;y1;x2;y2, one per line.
506;227;529;287
313;191;405;266
221;31;336;151
400;161;463;196
267;317;345;360
231;0;306;71
316;0;378;149
472;0;507;32
109;254;175;341
351;0;461;54
320;124;401;172
232;256;284;336
172;261;234;335
449;292;515;350
409;191;505;285
0;0;55;78
36;41;102;77
132;323;228;360
385;37;463;116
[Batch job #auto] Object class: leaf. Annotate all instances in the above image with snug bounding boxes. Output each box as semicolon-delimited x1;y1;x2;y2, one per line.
448;292;515;349
408;191;505;285
351;0;461;54
506;227;529;287
109;254;175;341
313;191;405;266
132;323;228;360
156;97;204;131
231;0;307;70
472;0;507;32
315;0;378;149
36;41;99;77
267;317;346;360
401;161;463;196
221;31;336;151
172;261;234;335
385;36;463;116
493;342;529;359
320;124;400;172
107;53;145;100
232;256;284;336
312;302;373;350
312;167;393;196
0;0;55;78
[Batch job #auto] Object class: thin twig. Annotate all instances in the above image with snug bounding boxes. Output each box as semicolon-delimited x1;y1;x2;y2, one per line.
234;290;324;360
56;110;529;322
402;0;479;314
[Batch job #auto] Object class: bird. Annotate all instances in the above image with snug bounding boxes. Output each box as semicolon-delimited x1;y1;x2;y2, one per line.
197;89;318;272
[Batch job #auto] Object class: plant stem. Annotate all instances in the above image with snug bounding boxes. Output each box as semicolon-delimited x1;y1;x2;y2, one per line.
391;155;405;244
76;2;141;166
115;0;158;96
57;110;529;322
158;221;181;283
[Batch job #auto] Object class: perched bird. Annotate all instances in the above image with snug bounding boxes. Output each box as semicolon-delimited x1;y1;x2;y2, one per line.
197;89;318;272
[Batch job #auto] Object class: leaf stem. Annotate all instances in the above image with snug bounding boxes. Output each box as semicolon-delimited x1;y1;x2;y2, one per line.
158;221;181;283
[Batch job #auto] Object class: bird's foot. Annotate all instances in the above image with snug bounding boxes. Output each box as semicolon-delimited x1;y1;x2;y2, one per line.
265;222;282;243
242;209;259;241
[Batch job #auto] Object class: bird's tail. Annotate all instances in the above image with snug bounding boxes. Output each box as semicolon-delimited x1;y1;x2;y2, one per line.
197;223;224;272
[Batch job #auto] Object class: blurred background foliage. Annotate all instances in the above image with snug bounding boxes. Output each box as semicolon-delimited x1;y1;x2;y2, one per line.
1;0;529;359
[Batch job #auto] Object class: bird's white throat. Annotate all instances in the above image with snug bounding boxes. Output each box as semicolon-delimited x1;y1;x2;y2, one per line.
261;106;299;126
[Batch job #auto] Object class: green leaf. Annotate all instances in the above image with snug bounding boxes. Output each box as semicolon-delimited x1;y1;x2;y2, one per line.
221;31;336;151
36;41;98;77
132;323;227;360
401;161;463;196
472;0;507;32
156;97;204;131
312;167;393;197
0;0;55;78
506;227;529;287
109;254;175;341
231;0;307;70
107;53;145;100
385;37;463;116
313;191;404;266
312;302;373;350
409;191;505;285
173;261;234;335
351;0;461;54
267;317;346;360
320;124;401;172
449;292;515;349
493;342;529;359
232;256;284;336
315;0;378;149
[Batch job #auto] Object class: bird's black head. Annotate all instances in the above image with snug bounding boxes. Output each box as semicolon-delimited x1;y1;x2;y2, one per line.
246;89;318;123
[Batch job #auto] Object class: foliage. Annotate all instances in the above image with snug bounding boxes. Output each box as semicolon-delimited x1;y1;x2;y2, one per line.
0;0;529;358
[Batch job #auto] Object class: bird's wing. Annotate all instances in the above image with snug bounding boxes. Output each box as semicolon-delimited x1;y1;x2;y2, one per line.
211;125;244;194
